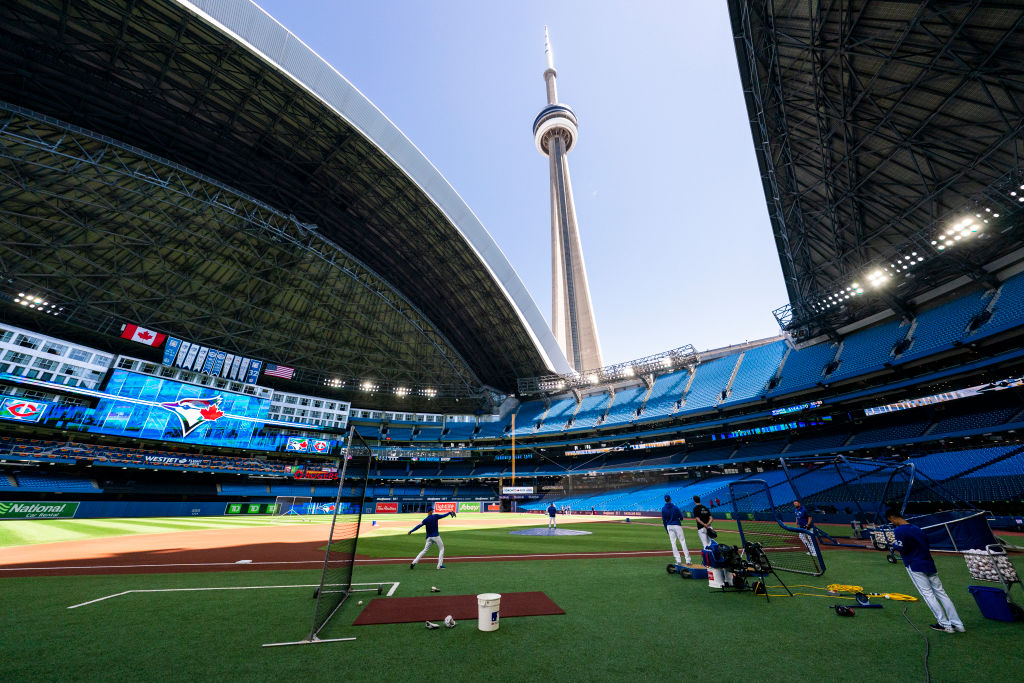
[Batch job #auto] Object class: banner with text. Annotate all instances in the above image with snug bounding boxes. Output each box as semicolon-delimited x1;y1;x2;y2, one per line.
433;501;458;514
501;486;535;495
0;501;80;519
457;501;481;513
375;502;399;514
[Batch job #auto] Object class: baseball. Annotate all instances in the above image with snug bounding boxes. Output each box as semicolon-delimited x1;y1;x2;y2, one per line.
358;600;363;605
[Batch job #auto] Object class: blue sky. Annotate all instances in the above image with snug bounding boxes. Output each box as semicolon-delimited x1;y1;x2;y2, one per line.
254;0;789;364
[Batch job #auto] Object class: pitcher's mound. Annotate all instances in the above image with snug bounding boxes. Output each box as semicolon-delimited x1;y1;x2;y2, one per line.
509;528;592;536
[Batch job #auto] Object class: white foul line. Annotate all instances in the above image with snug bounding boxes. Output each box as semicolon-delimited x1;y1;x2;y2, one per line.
67;582;400;609
6;550;670;573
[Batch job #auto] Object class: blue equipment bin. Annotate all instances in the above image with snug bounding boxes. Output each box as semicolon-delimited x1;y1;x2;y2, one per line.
968;585;1018;622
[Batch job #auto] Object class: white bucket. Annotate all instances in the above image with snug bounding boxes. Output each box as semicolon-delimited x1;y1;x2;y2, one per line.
477;593;501;632
708;568;730;588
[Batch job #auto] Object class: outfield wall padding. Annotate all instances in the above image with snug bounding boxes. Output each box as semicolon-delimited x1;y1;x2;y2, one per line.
70;501;232;518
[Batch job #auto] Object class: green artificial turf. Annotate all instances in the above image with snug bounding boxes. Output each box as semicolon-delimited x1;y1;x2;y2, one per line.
3;519;1024;681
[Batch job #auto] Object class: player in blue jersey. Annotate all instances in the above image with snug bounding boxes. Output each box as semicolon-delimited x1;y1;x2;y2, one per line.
408;509;456;569
547;502;558;529
885;508;964;633
662;495;692;565
793;500;816;555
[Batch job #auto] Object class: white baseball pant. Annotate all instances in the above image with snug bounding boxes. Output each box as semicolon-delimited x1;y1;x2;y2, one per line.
906;568;963;629
666;524;691;564
413;535;445;568
697;526;711;549
799;529;816;555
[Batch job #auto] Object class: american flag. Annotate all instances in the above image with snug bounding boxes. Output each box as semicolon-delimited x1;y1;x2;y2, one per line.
264;364;294;379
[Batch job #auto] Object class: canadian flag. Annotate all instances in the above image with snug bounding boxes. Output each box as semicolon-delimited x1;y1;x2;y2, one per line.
120;324;167;347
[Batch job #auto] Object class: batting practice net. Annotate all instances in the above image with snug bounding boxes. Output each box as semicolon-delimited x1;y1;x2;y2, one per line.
306;428;372;643
273;496;312;519
729;479;825;576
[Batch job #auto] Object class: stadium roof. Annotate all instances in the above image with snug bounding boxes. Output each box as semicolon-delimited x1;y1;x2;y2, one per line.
730;0;1024;338
0;0;571;408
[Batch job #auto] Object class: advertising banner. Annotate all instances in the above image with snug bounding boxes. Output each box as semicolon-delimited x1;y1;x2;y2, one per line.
0;501;79;519
375;502;399;513
225;502;276;515
433;501;457;514
457;501;481;513
0;397;50;422
286;437;310;452
143;455;207;467
501;486;535;495
485;503;501;512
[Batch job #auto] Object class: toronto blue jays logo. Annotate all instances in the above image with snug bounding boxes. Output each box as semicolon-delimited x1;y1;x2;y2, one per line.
159;396;226;437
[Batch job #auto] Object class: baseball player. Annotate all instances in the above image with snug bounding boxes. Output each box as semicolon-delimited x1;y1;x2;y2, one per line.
794;500;816;555
547;502;558;529
661;494;692;565
886;508;964;633
692;495;714;548
409;509;456;569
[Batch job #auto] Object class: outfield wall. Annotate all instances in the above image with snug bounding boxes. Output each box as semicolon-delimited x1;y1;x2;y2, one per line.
0;500;232;519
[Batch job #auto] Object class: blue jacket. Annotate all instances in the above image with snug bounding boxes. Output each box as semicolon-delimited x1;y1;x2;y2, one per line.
662;502;683;527
892;523;938;574
410;512;453;538
547;504;557;517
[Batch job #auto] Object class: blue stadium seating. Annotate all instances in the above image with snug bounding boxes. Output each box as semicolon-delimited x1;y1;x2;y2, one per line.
898;290;990;361
974;271;1024;339
769;342;838;396
640;368;691;419
828;318;910;381
785;432;852;454
733;438;789;459
443;421;478;441
910;446;1016;481
846;420;930;445
569;392;612;430
475;417;511;439
684;445;735;463
681;354;741;412
928;407;1019;436
510;400;549;436
354;425;380;439
269;483;315;496
722;341;788;406
383;427;413;441
14;473;97;492
221;482;270;496
412;426;443;442
603;386;648;424
535;397;579;434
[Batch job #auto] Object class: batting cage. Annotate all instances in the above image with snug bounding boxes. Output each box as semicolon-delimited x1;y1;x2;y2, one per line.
729;479;825;577
264;427;372;647
779;455;994;552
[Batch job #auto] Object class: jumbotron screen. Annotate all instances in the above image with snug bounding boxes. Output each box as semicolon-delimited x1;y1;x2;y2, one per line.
87;369;270;447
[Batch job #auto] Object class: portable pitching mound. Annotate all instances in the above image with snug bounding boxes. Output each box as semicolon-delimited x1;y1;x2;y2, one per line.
509;528;593;536
352;591;564;625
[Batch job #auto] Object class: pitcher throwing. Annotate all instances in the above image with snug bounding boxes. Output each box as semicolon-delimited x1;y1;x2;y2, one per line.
409;510;456;569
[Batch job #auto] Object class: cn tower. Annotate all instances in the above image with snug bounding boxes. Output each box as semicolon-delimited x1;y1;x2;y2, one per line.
532;27;603;372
